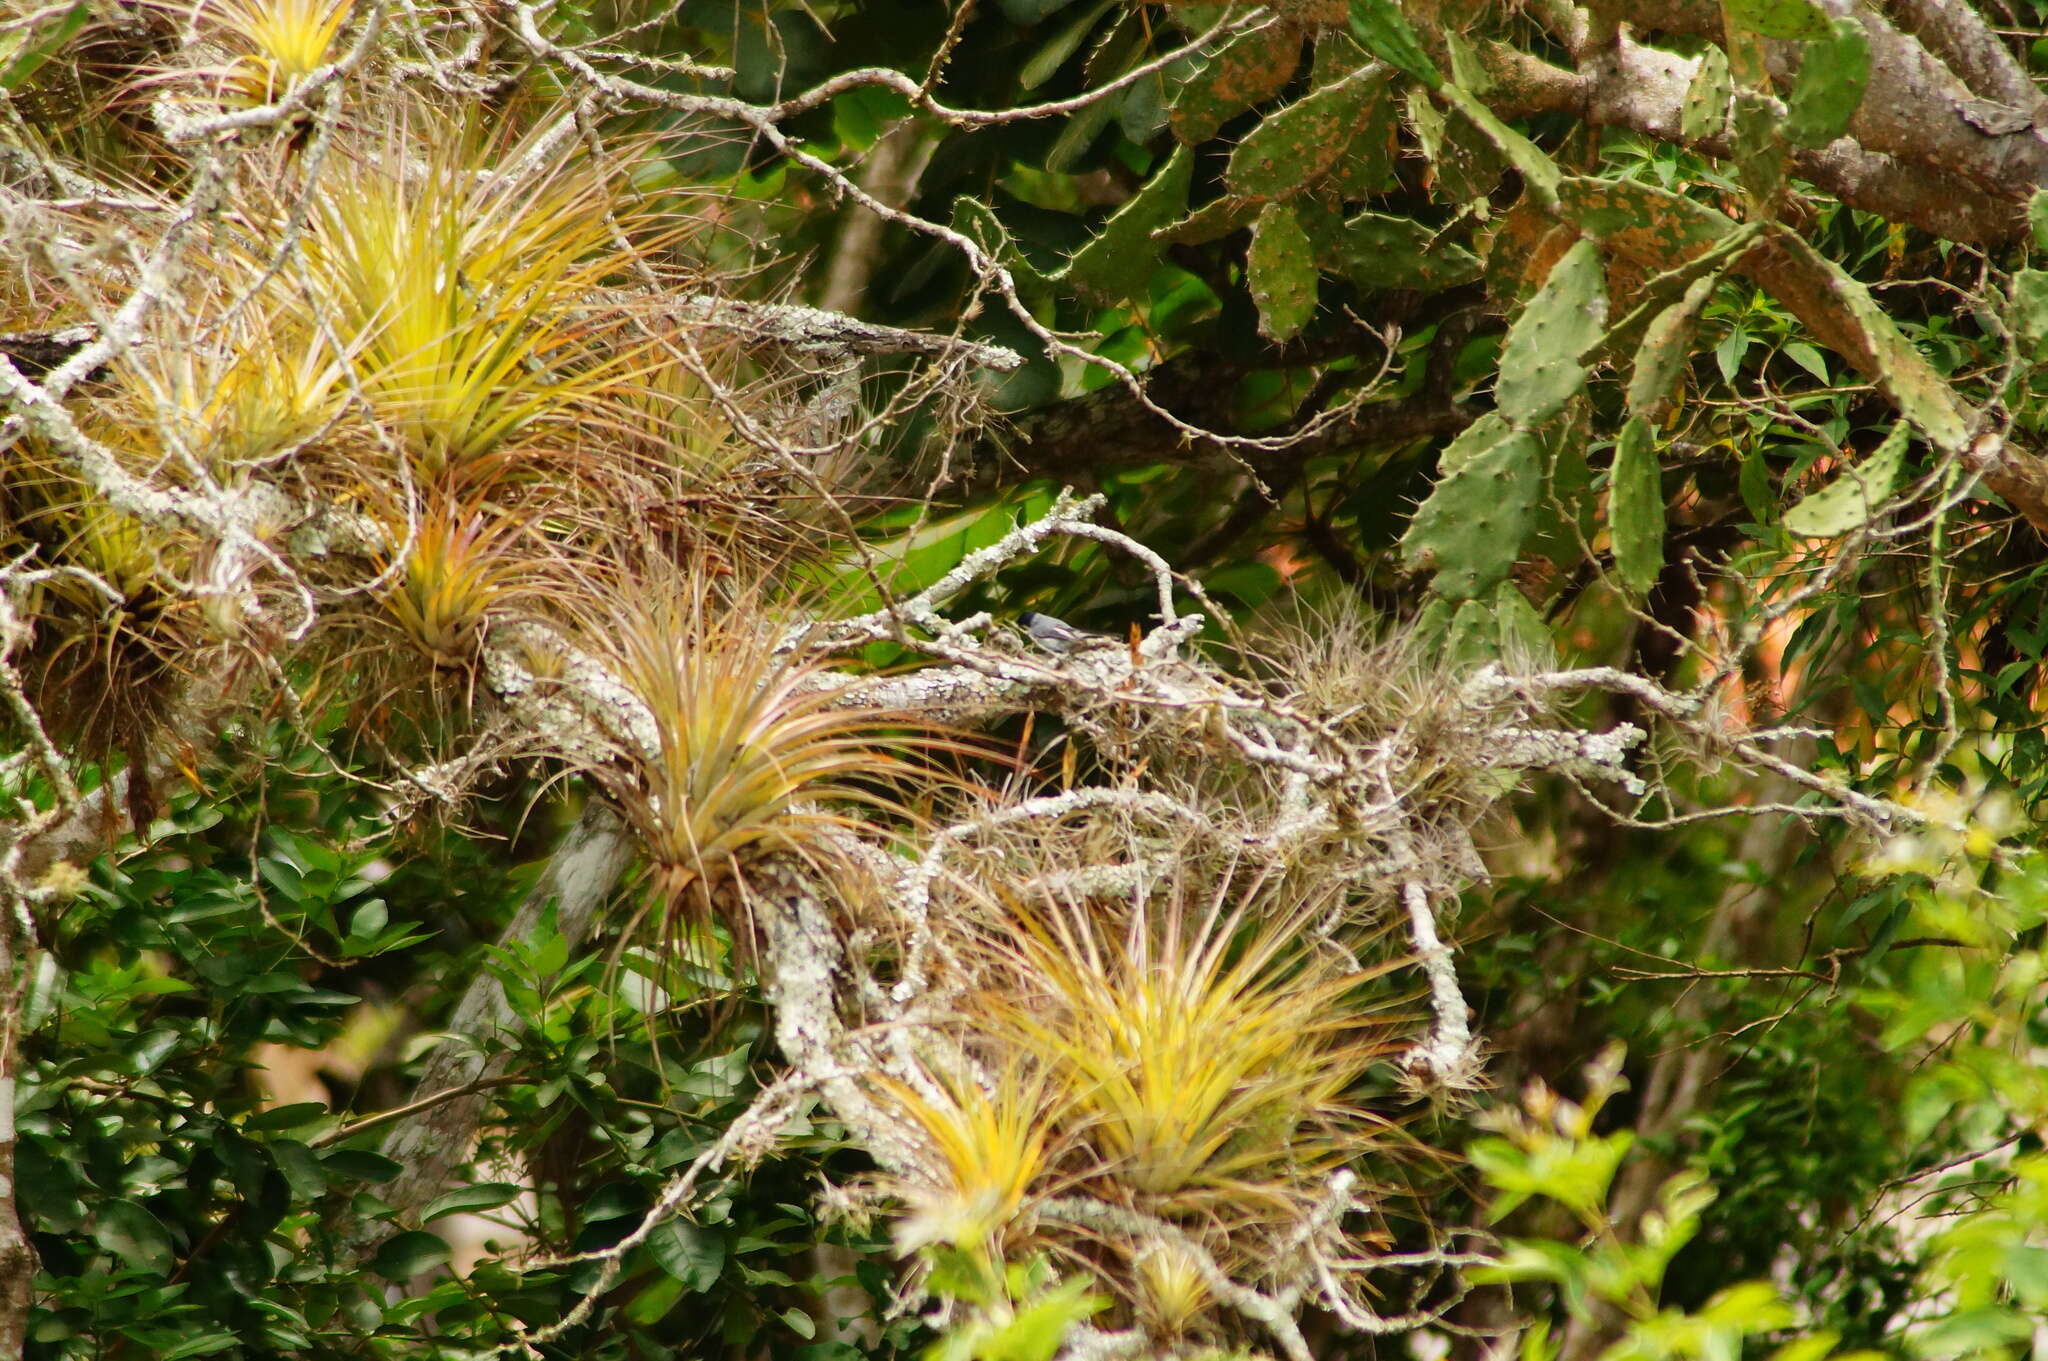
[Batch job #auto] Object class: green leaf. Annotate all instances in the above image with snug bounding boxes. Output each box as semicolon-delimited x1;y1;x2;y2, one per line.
1064;146;1193;302
1043;88;1120;173
321;1147;405;1182
1784;17;1870;147
1783;340;1830;383
1401;428;1543;599
984;1279;1107;1361
2030;189;2048;252
781;1307;818;1340
370;1229;451;1281
1226;64;1384;200
1610;417;1666;597
93;1199;175;1275
1782;424;1911;537
422;1182;525;1224
271;1139;329;1200
1739;449;1775;523
344;898;388;944
651;1217;726;1291
1497;239;1608;429
1723;0;1832;40
1681;45;1730;141
1247;202;1317;342
246;1101;329;1131
1347;0;1440;86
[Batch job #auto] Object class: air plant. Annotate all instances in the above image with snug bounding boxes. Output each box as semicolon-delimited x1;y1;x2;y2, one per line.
573;567;980;946
372;495;543;668
879;848;1420;1341
113;289;354;470
979;870;1408;1223
5;465;206;826
868;1061;1075;1261
174;0;354;107
275;116;671;486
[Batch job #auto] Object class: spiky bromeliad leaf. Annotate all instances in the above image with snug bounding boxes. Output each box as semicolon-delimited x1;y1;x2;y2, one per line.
1496;239;1608;431
1610;416;1666;596
869;1063;1071;1257
577;577;984;938
1783;423;1911;537
975;875;1405;1230
374;498;537;666
283;122;662;482
1401;423;1542;600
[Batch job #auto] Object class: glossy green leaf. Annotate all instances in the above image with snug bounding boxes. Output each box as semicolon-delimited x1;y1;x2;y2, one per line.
93;1199;175;1274
422;1182;525;1224
320;1147;405;1182
652;1217;726;1291
371;1230;452;1281
1018;0;1115;90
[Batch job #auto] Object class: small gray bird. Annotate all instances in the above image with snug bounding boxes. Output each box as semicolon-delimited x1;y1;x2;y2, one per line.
1020;610;1111;655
